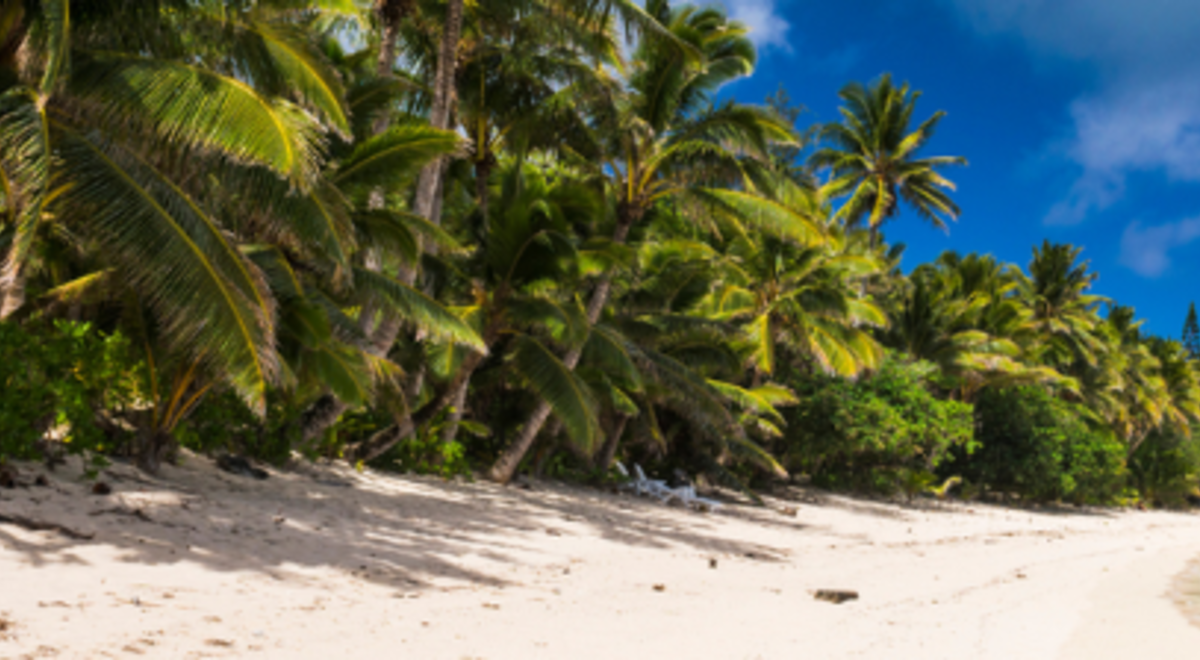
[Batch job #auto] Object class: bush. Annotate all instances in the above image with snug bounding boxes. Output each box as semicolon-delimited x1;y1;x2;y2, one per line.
176;389;303;465
0;320;145;461
950;386;1127;504
782;357;975;494
1128;428;1200;507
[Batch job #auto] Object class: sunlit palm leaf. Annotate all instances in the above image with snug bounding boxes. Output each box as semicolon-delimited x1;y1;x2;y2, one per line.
352;266;485;352
53;121;277;412
333;124;461;191
695;188;824;245
69;52;323;184
510;334;601;453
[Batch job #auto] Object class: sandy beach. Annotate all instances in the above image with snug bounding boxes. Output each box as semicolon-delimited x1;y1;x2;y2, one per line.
2;454;1199;659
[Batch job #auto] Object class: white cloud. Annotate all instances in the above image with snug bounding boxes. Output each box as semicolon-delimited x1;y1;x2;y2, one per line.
940;0;1200;225
1045;83;1200;225
1118;217;1200;277
720;0;791;51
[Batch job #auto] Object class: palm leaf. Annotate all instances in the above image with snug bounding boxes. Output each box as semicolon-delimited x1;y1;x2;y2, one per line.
695;188;824;245
0;89;50;318
333;124;461;191
510;334;601;453
241;17;351;137
52;120;277;412
352;266;485;352
69;52;323;184
40;0;70;93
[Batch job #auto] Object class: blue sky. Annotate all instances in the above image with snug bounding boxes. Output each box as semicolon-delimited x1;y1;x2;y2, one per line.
712;0;1200;337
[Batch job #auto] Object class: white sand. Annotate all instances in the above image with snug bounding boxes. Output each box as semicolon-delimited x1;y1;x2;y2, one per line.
2;453;1200;659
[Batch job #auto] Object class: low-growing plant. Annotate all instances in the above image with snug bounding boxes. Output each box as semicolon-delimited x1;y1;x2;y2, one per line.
1128;427;1200;508
0;320;146;461
176;389;303;465
947;386;1128;504
781;356;976;494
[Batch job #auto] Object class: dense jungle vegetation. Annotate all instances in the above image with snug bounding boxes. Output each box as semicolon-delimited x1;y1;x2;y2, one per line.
2;0;1199;507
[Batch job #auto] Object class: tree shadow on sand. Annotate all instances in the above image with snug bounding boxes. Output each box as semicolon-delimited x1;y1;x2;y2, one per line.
0;455;803;593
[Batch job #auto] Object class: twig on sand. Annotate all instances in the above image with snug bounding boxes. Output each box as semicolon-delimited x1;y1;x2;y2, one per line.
0;512;95;540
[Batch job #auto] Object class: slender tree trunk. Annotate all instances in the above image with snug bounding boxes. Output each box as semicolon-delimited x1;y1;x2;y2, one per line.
487;216;636;483
410;0;462;234
350;0;463;437
136;429;174;475
595;414;628;472
439;377;469;445
0;267;25;319
347;348;487;463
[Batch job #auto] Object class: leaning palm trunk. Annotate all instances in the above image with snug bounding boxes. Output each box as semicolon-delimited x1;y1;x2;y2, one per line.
0;269;25;319
474;155;494;223
347;348;486;462
595;414;628;472
487;217;634;483
438;377;470;445
408;0;463;241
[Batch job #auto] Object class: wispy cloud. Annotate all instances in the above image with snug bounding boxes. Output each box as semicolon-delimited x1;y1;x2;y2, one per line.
1046;84;1200;225
720;0;791;52
1119;217;1200;277
941;0;1200;225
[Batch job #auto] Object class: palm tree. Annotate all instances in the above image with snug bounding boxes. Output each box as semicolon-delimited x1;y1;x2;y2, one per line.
455;3;619;222
347;159;603;462
298;0;680;444
0;1;482;470
1018;241;1108;372
812;74;966;246
486;0;803;483
701;225;887;381
887;252;1067;401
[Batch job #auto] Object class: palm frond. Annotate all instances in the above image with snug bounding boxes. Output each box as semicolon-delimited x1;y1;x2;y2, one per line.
69;52;324;184
510;334;601;453
352;266;485;352
53;120;278;412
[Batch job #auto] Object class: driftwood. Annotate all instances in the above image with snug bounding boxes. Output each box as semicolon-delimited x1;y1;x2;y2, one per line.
0;512;95;540
813;589;859;604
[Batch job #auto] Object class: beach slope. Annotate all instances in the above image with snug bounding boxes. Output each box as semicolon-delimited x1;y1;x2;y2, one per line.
2;455;1199;659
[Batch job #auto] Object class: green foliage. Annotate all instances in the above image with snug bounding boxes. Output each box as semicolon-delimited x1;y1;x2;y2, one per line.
0;320;145;460
358;408;474;479
175;389;301;465
1128;427;1200;508
2;0;1192;510
781;356;975;493
952;386;1128;504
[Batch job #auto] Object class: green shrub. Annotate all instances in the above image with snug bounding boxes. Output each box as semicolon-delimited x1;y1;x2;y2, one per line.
0;320;145;460
1128;428;1200;507
176;389;303;465
951;386;1127;504
782;357;975;494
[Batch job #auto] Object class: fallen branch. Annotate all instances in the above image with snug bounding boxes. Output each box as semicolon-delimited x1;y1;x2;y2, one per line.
0;512;95;540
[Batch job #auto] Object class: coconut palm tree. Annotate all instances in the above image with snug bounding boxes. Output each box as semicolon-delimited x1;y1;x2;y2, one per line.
701;226;887;381
812;74;966;246
346;158;603;462
1018;241;1108;372
888;252;1068;401
486;0;804;483
0;1;482;470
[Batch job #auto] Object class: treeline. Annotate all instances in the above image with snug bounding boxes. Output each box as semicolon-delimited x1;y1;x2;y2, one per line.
1;0;1197;507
